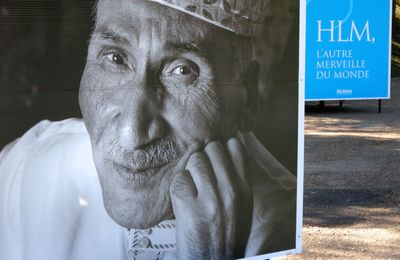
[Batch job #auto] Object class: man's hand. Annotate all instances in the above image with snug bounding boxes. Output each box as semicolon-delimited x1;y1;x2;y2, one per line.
170;138;253;259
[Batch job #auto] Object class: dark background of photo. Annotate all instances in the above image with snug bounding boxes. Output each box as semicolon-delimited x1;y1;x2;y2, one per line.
0;0;93;148
0;0;299;175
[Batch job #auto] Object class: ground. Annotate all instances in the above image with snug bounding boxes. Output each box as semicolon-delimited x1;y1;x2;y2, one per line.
279;79;400;259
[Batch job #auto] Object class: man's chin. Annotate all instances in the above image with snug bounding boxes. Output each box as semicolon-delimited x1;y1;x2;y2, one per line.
109;209;173;229
101;185;175;229
93;150;181;229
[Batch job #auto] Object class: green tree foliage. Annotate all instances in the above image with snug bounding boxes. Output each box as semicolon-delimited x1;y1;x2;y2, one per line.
392;0;400;77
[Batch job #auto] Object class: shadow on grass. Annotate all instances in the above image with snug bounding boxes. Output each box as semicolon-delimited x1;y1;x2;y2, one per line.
303;189;399;227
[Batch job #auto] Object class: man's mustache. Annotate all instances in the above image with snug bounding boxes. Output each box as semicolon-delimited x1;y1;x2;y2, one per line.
104;136;178;171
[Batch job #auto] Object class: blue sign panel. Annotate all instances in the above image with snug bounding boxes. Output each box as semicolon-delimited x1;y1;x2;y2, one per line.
305;0;392;100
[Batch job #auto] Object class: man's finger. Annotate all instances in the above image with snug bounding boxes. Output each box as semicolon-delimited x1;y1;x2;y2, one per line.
227;137;253;258
204;141;237;204
170;141;202;207
170;170;197;203
174;141;202;174
185;151;218;198
226;138;249;182
226;137;252;200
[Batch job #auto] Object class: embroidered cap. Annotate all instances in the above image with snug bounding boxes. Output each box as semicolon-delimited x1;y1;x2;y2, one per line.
148;0;267;37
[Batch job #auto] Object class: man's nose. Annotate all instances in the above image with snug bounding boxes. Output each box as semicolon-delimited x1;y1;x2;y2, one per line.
117;86;165;151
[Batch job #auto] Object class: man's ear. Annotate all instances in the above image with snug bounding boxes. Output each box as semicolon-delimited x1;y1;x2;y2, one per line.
239;60;260;133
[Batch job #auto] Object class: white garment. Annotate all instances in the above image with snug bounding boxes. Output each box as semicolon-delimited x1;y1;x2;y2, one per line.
0;119;296;260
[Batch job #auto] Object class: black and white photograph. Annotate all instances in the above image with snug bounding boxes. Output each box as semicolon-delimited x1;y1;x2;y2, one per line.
0;0;303;259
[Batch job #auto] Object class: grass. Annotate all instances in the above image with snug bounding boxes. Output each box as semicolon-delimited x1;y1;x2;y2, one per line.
391;1;400;77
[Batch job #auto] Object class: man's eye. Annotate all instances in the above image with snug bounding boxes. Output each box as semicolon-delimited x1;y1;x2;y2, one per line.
100;49;133;71
162;61;200;85
105;52;126;66
171;65;194;76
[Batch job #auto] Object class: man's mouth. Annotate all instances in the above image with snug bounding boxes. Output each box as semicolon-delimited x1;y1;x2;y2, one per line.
111;160;169;174
104;136;179;176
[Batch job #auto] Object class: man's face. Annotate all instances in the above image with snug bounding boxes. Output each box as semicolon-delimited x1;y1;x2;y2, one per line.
79;0;250;229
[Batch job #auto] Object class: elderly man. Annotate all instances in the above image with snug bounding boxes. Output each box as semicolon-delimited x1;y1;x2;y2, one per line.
0;0;297;259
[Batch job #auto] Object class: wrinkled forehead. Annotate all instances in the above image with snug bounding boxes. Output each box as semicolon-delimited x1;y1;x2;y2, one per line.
96;0;220;44
94;0;252;70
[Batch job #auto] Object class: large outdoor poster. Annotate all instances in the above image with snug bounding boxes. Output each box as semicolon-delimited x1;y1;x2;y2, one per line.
0;0;304;259
305;0;392;100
